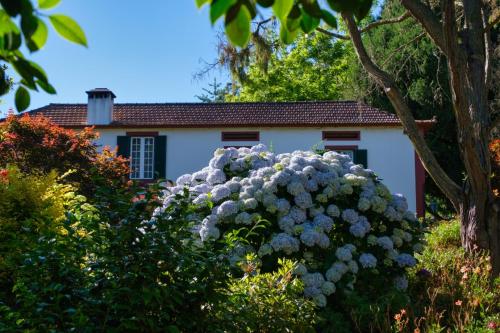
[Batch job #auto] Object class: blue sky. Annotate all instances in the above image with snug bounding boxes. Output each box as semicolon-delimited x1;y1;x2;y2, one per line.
1;0;226;115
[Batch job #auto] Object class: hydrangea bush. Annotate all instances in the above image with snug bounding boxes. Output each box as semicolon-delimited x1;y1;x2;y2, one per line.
156;145;424;307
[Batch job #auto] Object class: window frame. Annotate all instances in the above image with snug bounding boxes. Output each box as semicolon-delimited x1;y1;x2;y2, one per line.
322;131;361;141
129;136;155;180
325;145;358;159
221;131;260;141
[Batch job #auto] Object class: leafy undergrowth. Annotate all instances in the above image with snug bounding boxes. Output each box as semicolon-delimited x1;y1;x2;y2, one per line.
393;220;499;333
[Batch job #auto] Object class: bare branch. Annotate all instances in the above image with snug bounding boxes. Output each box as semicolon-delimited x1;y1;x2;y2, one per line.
401;0;447;54
381;32;426;67
342;12;463;209
359;11;411;33
316;27;350;40
316;11;411;40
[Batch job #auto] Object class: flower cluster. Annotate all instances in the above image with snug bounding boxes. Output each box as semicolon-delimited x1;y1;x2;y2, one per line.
156;145;424;307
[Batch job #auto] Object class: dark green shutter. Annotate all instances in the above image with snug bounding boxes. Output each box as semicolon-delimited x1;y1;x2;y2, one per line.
154;136;167;179
117;136;130;158
353;149;368;168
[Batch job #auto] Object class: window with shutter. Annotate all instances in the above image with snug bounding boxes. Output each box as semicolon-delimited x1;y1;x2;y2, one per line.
154;136;167;179
353;149;368;168
129;137;155;180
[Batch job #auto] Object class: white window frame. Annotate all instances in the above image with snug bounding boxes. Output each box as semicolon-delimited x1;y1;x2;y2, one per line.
130;137;155;180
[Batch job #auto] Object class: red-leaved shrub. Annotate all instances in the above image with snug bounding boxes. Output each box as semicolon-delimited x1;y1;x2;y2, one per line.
0;114;129;197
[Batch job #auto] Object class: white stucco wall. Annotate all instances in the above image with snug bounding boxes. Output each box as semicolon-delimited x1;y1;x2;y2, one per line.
95;127;417;212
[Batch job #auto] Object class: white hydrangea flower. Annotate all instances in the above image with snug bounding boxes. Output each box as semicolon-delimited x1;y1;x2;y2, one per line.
321;281;336;296
304;286;322;298
235;212;252;225
257;243;273;257
294;192;314;209
302;272;325;288
377;236;394;250
312;294;327;307
309;205;325;217
336;246;353;261
289;206;307;224
342;209;359;224
293;263;308;276
395;253;417;267
347;260;359;274
358;197;371;211
278;216;295;233
371;196;387;213
193;193;209;206
287;181;305;196
206;169;226;185
359;253;377;268
394;275;409;290
211;185;232;202
313;214;334;233
270;233;300;254
326;204;340;217
276;198;291;214
156;144;421;307
326;262;348;282
176;174;192;186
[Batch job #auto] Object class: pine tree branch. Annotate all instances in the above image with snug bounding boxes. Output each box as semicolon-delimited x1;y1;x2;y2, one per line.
316;27;350;40
342;12;463;210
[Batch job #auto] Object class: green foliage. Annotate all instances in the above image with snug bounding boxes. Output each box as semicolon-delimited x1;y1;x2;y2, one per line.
0;166;75;279
226;32;349;102
393;220;500;332
49;14;88;47
0;0;86;110
196;0;373;46
211;257;317;332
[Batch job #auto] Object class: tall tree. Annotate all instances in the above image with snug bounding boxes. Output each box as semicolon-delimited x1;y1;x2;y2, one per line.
196;0;500;276
225;32;350;102
196;78;231;103
345;0;463;213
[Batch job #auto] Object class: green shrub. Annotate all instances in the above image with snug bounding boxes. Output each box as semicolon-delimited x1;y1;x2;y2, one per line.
394;220;500;332
210;257;317;332
0;166;78;287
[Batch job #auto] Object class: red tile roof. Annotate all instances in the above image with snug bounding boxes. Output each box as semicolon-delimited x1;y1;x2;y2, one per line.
25;101;403;128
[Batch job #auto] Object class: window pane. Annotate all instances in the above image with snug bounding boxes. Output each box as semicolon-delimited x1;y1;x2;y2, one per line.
130;137;141;179
143;137;154;179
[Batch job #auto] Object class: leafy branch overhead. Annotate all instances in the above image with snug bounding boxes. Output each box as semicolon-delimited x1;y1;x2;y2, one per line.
197;0;374;47
0;0;87;111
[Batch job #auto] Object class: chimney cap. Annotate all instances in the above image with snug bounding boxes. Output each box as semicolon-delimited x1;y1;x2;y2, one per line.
86;88;116;99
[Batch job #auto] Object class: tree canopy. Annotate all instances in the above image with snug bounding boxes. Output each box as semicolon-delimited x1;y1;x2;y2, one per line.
196;0;500;276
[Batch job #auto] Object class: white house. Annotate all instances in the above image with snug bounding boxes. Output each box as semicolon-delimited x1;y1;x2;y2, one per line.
26;88;430;216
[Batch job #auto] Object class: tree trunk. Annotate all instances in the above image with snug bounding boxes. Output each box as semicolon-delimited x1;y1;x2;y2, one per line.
460;187;500;276
342;2;500;277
